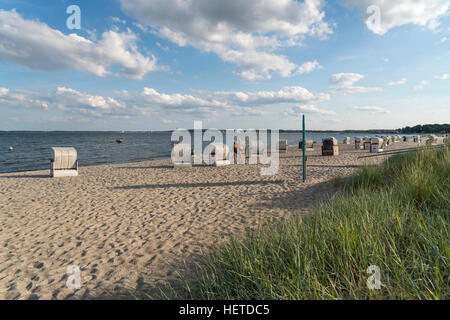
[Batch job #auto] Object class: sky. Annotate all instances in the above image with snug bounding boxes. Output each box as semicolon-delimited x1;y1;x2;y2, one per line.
0;0;449;131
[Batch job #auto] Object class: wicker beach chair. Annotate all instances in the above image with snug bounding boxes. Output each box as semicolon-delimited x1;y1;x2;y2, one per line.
172;143;192;167
370;137;384;153
51;147;78;177
322;137;339;156
278;139;288;153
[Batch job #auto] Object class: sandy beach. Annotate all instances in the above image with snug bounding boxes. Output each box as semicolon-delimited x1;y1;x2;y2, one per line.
0;141;418;299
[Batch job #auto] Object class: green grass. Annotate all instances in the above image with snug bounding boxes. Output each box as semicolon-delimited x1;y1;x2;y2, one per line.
179;145;449;300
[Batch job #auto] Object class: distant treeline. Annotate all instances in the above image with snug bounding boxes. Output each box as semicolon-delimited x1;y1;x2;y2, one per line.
398;124;449;134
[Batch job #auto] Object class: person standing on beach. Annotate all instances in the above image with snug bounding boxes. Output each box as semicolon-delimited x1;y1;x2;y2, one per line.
234;139;245;164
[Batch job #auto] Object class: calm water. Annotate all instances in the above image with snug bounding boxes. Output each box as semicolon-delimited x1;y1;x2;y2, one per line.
0;131;395;173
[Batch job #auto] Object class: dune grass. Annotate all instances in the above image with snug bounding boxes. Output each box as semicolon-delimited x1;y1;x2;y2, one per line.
180;145;449;300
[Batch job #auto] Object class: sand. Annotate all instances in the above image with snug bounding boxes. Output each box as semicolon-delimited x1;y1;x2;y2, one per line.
0;141;418;299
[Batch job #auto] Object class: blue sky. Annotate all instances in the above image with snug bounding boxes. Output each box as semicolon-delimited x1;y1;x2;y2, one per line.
0;0;449;131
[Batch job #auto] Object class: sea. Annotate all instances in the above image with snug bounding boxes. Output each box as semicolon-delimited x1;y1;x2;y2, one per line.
0;131;400;173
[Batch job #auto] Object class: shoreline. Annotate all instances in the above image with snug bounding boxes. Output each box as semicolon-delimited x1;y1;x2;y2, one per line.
0;154;173;175
3;134;443;174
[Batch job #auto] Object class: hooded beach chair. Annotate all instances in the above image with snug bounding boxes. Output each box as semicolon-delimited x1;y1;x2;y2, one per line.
322;137;339;156
51;147;78;177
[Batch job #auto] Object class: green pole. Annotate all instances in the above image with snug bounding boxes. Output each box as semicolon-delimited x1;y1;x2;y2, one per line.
302;114;306;183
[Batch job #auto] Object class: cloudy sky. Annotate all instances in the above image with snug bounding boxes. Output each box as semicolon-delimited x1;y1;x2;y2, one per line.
0;0;449;131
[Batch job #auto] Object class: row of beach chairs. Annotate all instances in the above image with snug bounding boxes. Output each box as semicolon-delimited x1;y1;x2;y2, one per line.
48;140;290;176
47;134;446;177
172;140;289;167
321;134;426;156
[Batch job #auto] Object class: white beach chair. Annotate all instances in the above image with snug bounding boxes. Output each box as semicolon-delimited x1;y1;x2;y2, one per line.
381;136;390;148
343;137;351;145
386;136;392;145
205;143;231;166
277;139;288;153
299;139;314;151
322;137;339;156
355;137;363;149
363;137;371;150
370;137;384;153
426;135;439;145
51;147;78;177
172;143;192;167
382;138;388;150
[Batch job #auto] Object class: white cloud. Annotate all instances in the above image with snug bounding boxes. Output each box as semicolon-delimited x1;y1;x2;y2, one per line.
330;73;382;94
0;9;160;79
298;105;336;115
388;78;407;86
121;87;229;114
352;106;391;114
0;87;44;108
341;0;450;35
121;0;332;80
0;86;330;120
296;60;322;75
434;74;450;80
194;86;330;106
156;42;169;51
231;108;272;117
112;17;127;25
0;87;10;96
282;105;336;118
413;80;430;91
55;87;125;110
441;36;449;43
0;87;134;119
